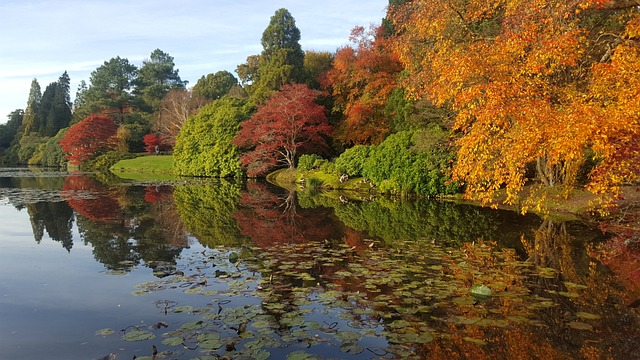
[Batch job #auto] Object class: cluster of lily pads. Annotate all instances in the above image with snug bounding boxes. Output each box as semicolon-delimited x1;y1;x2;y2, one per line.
96;238;603;359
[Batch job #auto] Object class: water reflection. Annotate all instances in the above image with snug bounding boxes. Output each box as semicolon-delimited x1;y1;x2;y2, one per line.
0;170;637;359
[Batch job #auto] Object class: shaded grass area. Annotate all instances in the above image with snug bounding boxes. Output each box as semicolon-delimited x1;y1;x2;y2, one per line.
110;155;175;180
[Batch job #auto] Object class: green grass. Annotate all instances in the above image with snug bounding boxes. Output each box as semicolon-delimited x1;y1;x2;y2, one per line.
110;155;174;174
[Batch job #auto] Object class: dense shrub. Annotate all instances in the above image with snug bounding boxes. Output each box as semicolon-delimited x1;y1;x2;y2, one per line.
88;151;137;172
355;128;460;197
297;154;325;171
174;97;251;177
334;145;370;177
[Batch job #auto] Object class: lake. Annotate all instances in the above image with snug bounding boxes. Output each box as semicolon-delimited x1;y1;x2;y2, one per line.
0;168;638;360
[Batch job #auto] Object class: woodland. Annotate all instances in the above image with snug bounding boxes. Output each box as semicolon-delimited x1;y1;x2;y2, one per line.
0;1;638;218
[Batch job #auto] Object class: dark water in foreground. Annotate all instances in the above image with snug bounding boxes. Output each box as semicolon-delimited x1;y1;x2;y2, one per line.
0;168;638;360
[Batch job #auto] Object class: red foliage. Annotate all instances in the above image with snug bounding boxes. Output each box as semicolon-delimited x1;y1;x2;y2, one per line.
59;115;118;165
232;182;338;248
62;175;121;223
323;25;402;146
233;84;332;177
143;133;163;153
144;186;172;203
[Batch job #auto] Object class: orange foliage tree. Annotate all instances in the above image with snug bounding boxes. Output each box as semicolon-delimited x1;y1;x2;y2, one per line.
389;0;640;208
324;25;403;146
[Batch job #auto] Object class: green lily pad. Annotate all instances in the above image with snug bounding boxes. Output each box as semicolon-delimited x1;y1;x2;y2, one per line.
286;350;317;359
568;321;593;331
470;284;492;299
162;336;184;346
122;328;155;342
340;341;364;354
576;312;601;320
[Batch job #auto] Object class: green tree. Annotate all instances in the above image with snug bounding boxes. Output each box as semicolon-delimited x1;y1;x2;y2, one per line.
40;71;72;137
0;110;23;149
84;56;138;120
173;97;252;177
21;79;42;136
134;49;186;112
72;80;90;124
250;8;305;103
303;50;334;89
192;70;238;100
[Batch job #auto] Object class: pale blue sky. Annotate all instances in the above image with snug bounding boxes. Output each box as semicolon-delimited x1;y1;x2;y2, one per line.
0;0;388;122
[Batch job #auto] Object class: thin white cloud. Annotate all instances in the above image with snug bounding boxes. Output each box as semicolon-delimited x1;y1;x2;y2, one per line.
0;0;388;120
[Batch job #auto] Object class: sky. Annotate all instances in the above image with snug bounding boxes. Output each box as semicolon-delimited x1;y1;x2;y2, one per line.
0;0;389;123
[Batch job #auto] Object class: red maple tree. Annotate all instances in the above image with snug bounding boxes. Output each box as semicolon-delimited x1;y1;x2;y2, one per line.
59;115;118;165
143;133;163;153
233;83;332;177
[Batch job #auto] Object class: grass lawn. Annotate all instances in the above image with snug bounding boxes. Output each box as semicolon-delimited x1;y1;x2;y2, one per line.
110;155;174;174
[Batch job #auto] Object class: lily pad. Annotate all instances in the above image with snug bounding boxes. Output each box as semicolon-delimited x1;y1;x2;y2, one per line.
568;321;593;331
122;328;155;342
469;284;492;299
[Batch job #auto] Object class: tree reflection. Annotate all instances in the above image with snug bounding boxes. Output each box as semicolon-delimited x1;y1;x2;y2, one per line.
233;181;341;248
64;175;185;273
26;201;74;250
173;179;243;247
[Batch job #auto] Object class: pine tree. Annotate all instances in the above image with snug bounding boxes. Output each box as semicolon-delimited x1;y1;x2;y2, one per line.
250;8;305;103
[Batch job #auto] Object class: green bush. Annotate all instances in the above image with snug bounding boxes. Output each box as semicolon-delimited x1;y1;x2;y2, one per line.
334;145;370;177
88;151;137;172
174;97;252;177
360;129;460;197
297;154;325;171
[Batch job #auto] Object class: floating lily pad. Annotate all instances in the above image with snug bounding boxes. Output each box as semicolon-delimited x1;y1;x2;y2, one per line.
470;284;492;299
122;328;155;342
576;312;601;320
340;341;364;354
568;321;593;331
286;350;317;360
162;336;184;346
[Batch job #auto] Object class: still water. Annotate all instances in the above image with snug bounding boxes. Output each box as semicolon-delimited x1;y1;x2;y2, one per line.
0;168;637;359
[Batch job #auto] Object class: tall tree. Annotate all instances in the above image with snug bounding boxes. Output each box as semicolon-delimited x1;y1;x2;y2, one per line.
192;71;238;100
42;71;72;136
84;56;138;120
250;8;306;103
135;49;187;112
233;84;332;177
0;110;23;149
21;79;42;136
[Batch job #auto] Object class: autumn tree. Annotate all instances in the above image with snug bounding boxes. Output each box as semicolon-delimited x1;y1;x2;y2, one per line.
324;25;403;146
152;89;207;147
389;0;640;207
143;133;162;153
233;83;332;177
59;115;118;165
